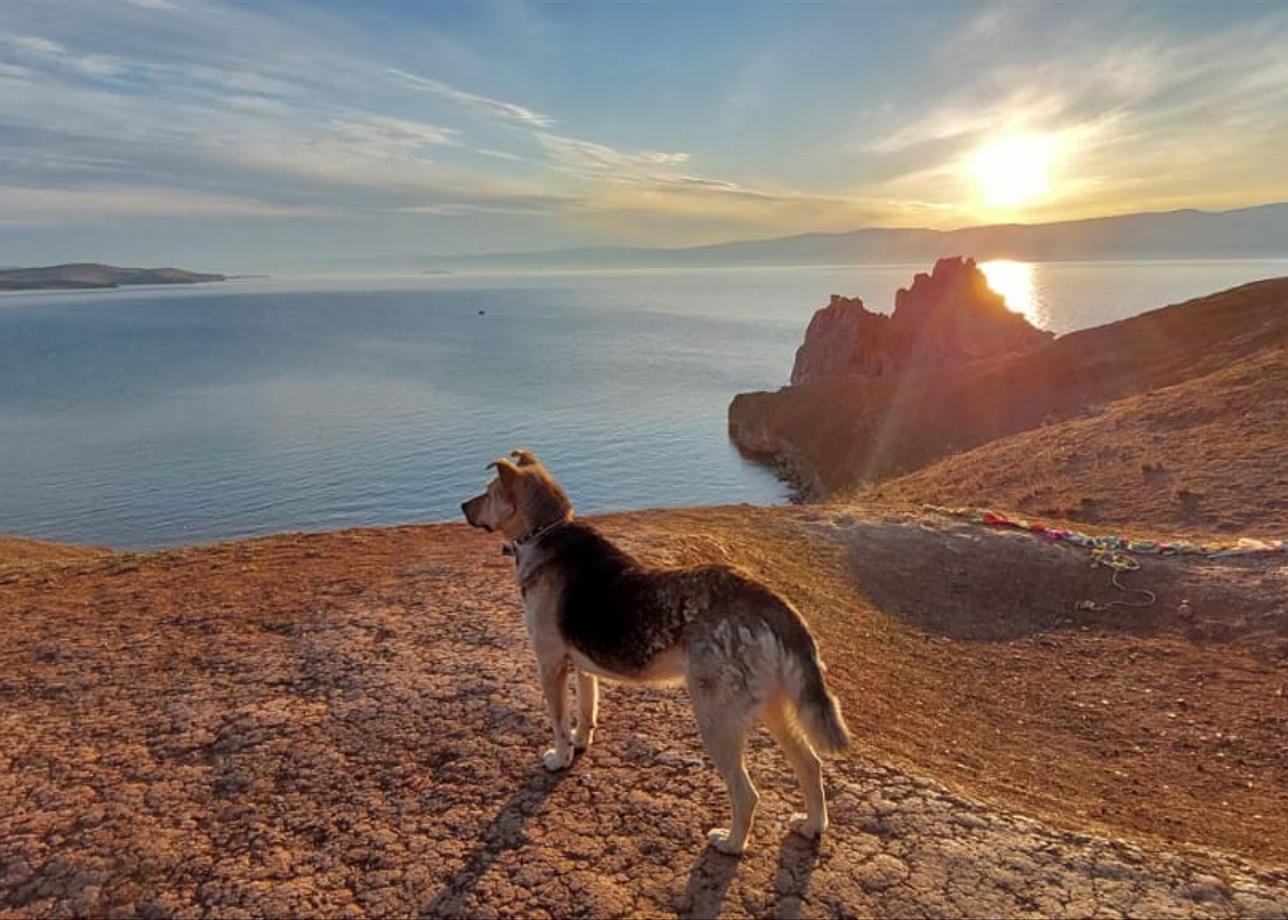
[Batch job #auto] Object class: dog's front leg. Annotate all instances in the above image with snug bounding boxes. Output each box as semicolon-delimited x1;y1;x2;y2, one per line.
538;656;575;771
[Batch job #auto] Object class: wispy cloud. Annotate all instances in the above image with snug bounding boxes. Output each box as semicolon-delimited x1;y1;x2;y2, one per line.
848;2;1288;224
0;183;328;223
2;31;65;55
387;67;553;128
474;147;524;163
535;132;690;176
0;0;1285;258
1;30;128;79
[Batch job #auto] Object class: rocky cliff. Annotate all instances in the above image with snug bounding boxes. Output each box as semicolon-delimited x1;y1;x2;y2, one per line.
731;274;1288;497
790;256;1052;386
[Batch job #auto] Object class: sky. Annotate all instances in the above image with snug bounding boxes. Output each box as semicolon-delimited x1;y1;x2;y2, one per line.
2;0;1287;272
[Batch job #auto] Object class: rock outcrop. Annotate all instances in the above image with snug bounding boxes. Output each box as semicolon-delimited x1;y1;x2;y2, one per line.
732;274;1288;497
790;256;1053;386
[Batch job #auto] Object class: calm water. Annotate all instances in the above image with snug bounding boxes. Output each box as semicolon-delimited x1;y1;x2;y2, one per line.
2;259;1285;548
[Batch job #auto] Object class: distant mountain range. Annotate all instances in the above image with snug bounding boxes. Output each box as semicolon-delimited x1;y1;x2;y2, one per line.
425;202;1288;271
0;263;226;292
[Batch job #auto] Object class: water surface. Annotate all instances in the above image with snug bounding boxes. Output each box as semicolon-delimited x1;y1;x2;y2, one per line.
2;260;1284;547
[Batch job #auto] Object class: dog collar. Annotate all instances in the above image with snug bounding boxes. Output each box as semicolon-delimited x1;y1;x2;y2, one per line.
501;519;570;557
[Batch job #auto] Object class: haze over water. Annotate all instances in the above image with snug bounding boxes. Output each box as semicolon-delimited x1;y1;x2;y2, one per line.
2;259;1285;548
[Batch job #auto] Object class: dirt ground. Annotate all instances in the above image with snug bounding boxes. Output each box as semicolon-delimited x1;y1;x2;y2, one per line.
2;507;1285;917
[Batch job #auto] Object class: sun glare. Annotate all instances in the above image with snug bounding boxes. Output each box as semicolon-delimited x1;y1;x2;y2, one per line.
969;134;1058;210
979;259;1041;325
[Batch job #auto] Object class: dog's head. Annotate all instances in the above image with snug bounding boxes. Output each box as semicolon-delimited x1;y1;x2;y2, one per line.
461;449;573;539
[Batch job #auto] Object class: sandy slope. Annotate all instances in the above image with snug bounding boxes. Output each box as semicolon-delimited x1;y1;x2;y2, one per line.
862;347;1288;538
3;509;1285;917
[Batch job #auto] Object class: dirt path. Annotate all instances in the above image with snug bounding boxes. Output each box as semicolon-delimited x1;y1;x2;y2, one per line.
2;514;1285;917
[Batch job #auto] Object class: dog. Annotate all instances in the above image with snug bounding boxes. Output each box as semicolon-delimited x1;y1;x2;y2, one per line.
461;449;850;854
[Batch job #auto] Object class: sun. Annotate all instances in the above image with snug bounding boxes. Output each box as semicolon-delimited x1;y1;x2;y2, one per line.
969;133;1058;210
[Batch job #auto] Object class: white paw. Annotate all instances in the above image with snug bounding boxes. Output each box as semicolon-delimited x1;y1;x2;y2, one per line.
788;812;825;840
706;827;747;856
571;726;594;751
542;746;574;772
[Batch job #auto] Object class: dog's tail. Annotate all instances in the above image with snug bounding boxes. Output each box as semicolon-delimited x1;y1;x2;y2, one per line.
783;631;851;754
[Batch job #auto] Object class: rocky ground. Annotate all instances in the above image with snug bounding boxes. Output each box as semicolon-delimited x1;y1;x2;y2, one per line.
3;507;1285;917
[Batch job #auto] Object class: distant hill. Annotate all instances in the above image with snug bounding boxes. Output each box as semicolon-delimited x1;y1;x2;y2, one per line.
425;202;1288;271
0;263;226;292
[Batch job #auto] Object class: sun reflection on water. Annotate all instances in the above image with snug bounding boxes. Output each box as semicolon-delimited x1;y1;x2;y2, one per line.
979;259;1045;328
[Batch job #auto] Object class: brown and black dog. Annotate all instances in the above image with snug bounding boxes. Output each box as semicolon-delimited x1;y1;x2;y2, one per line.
462;449;850;854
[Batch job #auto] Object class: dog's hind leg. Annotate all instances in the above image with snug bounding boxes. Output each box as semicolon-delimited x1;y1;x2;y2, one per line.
690;681;760;855
572;671;597;752
763;699;827;839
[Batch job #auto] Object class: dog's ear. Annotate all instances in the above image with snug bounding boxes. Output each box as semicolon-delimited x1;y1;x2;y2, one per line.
486;457;523;506
487;457;523;487
510;449;540;467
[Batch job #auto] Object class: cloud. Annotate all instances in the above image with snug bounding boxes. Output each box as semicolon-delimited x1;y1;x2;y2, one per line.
846;3;1288;224
0;183;329;223
474;147;524;162
176;65;300;97
330;114;460;151
0;30;127;79
2;32;65;55
535;132;690;175
387;67;553;128
397;197;572;217
3;0;1284;250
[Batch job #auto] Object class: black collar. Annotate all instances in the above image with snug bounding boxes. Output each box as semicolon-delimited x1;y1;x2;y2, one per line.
501;519;571;557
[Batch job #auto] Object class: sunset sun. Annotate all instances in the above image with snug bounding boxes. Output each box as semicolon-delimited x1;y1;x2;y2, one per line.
969;133;1059;209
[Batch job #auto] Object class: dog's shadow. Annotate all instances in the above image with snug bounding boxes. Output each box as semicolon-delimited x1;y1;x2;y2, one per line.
678;830;820;919
771;832;821;918
421;765;566;918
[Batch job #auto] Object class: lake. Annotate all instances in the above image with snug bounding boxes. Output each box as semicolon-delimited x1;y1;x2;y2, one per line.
2;259;1285;548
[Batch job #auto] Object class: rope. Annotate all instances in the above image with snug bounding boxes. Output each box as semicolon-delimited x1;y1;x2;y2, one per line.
922;505;1287;558
922;504;1288;614
1075;548;1156;612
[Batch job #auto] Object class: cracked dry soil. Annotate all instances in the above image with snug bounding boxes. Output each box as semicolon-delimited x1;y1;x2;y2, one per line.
2;510;1286;918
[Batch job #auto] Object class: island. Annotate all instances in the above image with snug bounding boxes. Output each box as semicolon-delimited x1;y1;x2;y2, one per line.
0;263;227;292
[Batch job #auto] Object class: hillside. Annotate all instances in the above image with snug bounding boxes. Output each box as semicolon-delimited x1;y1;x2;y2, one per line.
0;263;226;292
1;510;1285;916
729;276;1288;501
862;347;1288;537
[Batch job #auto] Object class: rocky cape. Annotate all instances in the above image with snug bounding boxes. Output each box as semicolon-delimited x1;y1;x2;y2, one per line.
790;256;1052;386
0;263;226;292
730;266;1288;503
